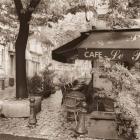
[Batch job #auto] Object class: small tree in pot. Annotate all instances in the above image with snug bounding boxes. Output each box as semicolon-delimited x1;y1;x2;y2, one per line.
27;73;43;113
41;64;56;98
27;74;43;97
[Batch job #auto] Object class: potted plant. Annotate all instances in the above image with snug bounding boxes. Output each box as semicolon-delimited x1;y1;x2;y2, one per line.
41;64;56;98
27;74;43;113
27;74;43;97
9;77;14;87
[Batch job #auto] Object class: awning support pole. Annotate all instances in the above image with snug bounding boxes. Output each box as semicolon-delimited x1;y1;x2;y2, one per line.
91;59;94;94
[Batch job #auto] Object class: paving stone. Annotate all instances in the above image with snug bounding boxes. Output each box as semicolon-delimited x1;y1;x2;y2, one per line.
1;96;41;118
0;89;118;140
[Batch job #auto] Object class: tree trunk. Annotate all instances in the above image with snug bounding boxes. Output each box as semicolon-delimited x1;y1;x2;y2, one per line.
16;21;29;98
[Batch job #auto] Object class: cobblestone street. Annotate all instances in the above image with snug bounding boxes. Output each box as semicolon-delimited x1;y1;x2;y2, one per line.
0;88;96;140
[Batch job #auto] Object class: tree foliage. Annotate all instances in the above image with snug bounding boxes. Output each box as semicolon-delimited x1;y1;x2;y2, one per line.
0;2;17;44
0;0;96;45
105;0;140;28
0;0;140;45
99;58;140;139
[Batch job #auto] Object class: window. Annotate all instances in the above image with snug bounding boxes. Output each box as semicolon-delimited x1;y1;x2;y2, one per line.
0;49;3;67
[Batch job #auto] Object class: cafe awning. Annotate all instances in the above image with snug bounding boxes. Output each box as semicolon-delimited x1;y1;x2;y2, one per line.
52;29;140;64
52;32;89;63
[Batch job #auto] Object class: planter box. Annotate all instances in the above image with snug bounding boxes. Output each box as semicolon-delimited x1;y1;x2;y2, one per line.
1;96;42;118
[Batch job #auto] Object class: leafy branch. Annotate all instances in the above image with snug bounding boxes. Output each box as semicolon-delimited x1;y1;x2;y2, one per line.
106;0;139;28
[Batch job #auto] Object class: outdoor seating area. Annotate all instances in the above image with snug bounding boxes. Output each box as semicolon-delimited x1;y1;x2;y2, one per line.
59;69;140;139
0;29;140;139
1;29;140;140
51;29;140;139
1;0;140;139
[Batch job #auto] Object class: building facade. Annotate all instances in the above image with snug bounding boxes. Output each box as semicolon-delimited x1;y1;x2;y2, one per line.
0;33;46;89
0;42;15;89
26;34;44;77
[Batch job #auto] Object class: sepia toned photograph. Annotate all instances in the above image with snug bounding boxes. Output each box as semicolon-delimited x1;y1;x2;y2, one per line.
0;0;140;140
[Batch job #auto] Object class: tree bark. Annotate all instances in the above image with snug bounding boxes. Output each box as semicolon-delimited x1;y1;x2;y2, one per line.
14;0;41;99
16;20;29;98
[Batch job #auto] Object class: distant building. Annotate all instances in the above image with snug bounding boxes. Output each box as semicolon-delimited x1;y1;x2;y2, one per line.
26;34;44;77
0;42;15;89
0;33;48;89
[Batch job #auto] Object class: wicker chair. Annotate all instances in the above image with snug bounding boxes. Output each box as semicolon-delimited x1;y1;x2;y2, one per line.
63;91;85;125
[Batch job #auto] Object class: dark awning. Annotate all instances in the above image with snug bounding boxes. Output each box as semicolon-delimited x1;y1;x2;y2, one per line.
78;29;140;64
52;29;140;64
52;32;89;63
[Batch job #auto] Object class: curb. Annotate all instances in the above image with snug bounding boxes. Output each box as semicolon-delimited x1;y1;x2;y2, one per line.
0;133;48;140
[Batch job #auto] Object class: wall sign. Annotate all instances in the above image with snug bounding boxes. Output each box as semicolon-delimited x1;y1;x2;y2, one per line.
78;49;140;63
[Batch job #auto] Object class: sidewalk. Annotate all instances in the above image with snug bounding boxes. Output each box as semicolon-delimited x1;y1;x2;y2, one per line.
0;90;90;140
0;87;107;140
0;85;121;140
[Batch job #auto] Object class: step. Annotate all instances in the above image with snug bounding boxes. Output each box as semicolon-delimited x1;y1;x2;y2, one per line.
88;119;119;140
0;134;47;140
87;111;126;140
0;96;42;118
90;111;116;120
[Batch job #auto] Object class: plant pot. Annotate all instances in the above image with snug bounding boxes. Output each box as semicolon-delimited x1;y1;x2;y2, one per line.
9;78;14;87
43;90;52;98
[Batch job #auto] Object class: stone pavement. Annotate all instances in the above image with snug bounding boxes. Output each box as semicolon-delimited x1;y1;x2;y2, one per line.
0;88;94;140
0;90;69;139
0;87;121;140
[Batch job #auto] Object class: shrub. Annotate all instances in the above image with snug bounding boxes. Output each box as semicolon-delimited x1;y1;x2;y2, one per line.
27;74;43;96
99;58;140;139
41;64;56;98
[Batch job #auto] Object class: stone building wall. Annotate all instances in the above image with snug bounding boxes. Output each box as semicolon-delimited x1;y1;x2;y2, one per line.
26;34;45;77
0;43;15;88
